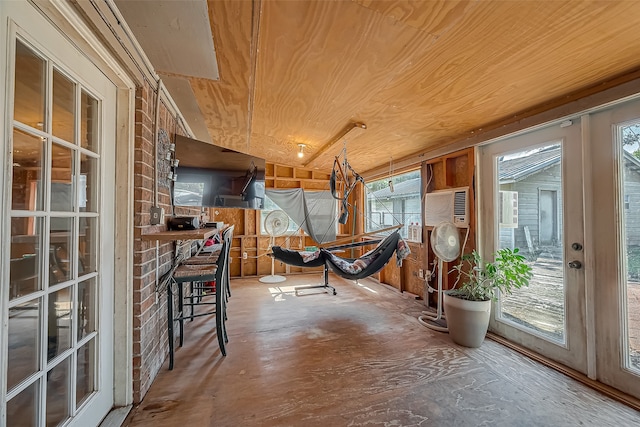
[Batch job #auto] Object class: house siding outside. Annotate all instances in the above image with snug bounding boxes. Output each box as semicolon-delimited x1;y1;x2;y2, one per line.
623;163;640;248
368;197;421;229
499;163;563;251
367;176;421;237
500;158;640;253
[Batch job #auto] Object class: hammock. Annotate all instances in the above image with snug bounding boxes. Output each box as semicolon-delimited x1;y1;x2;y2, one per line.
270;245;335;294
271;238;384;268
322;231;408;280
270;246;326;268
271;231;410;282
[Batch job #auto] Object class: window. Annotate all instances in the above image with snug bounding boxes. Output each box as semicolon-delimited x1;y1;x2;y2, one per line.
365;169;421;238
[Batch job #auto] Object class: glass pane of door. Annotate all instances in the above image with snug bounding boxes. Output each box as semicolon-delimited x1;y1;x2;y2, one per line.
496;142;566;342
12;129;45;211
6;381;39;426
7;299;41;391
620;120;640;373
10;217;45;299
13;39;45;129
52;69;76;143
5;36;105;425
46;356;71;426
482;120;586;373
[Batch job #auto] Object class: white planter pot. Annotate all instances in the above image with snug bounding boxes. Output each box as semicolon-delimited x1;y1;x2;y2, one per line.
443;292;491;348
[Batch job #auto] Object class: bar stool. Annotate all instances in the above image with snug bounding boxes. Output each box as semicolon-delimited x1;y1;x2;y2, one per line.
166;225;234;369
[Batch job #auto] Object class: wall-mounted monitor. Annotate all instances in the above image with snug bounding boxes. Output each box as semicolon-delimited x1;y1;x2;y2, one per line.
173;135;266;209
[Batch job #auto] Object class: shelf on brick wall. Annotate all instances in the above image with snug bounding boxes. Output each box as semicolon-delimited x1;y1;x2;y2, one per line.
141;227;220;242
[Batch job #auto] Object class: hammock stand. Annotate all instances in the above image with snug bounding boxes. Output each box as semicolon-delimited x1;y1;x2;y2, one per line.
271;229;403;295
271;240;380;295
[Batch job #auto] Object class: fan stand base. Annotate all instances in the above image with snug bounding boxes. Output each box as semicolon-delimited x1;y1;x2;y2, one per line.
259;275;287;284
418;315;448;332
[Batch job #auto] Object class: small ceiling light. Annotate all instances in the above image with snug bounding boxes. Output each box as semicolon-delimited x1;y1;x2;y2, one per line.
297;144;306;158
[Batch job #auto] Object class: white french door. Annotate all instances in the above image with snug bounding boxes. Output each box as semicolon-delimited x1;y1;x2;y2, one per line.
591;98;640;397
1;2;116;426
479;120;588;373
480;95;640;398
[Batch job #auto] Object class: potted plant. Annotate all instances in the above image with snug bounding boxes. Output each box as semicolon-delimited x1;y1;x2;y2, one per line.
444;248;533;348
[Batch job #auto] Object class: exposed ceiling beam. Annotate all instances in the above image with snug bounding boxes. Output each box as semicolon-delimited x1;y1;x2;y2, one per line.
246;0;263;152
303;122;367;168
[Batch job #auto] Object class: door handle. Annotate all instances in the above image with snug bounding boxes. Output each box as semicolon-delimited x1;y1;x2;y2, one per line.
568;260;582;269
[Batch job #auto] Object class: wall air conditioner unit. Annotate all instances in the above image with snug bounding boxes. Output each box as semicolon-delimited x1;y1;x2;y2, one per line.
499;190;518;228
424;187;469;228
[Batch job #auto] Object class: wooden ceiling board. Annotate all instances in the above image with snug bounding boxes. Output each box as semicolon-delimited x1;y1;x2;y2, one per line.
192;79;250;150
360;1;640;152
251;0;438;169
354;0;478;36
376;1;640;113
191;0;254;153
121;0;640;173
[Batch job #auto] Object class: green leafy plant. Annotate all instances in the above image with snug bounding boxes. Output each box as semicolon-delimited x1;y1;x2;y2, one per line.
449;248;533;301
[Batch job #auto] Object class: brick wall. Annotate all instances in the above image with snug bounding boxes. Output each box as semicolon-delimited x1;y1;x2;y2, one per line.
132;80;194;402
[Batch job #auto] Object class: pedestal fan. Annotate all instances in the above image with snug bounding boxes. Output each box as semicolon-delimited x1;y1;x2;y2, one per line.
419;221;461;332
259;210;289;283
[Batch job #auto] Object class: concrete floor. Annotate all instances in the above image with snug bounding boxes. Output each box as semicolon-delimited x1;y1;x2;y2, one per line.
124;273;640;426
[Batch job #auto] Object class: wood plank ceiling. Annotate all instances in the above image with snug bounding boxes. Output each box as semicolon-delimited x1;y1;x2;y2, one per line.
127;0;640;174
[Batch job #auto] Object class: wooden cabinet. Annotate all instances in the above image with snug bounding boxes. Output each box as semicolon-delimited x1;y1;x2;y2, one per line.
265;163;331;190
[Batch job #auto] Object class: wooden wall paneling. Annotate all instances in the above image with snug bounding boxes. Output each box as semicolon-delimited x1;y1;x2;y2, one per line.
265;163;274;177
274;164;294;178
301;181;327;190
239;233;246;277
283;241;292;275
273;236;288;274
294;168;312;179
381;259;402;292
229;238;242;277
430;161;446;190
257;236;272;276
209;208;245;235
268;162;333;194
403;241;426;297
313;171;331;181
274;180;300;189
243;237;258;276
245;209;257;236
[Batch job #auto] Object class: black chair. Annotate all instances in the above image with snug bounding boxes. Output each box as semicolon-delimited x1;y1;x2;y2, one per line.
215;226;234;354
166;226;234;370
